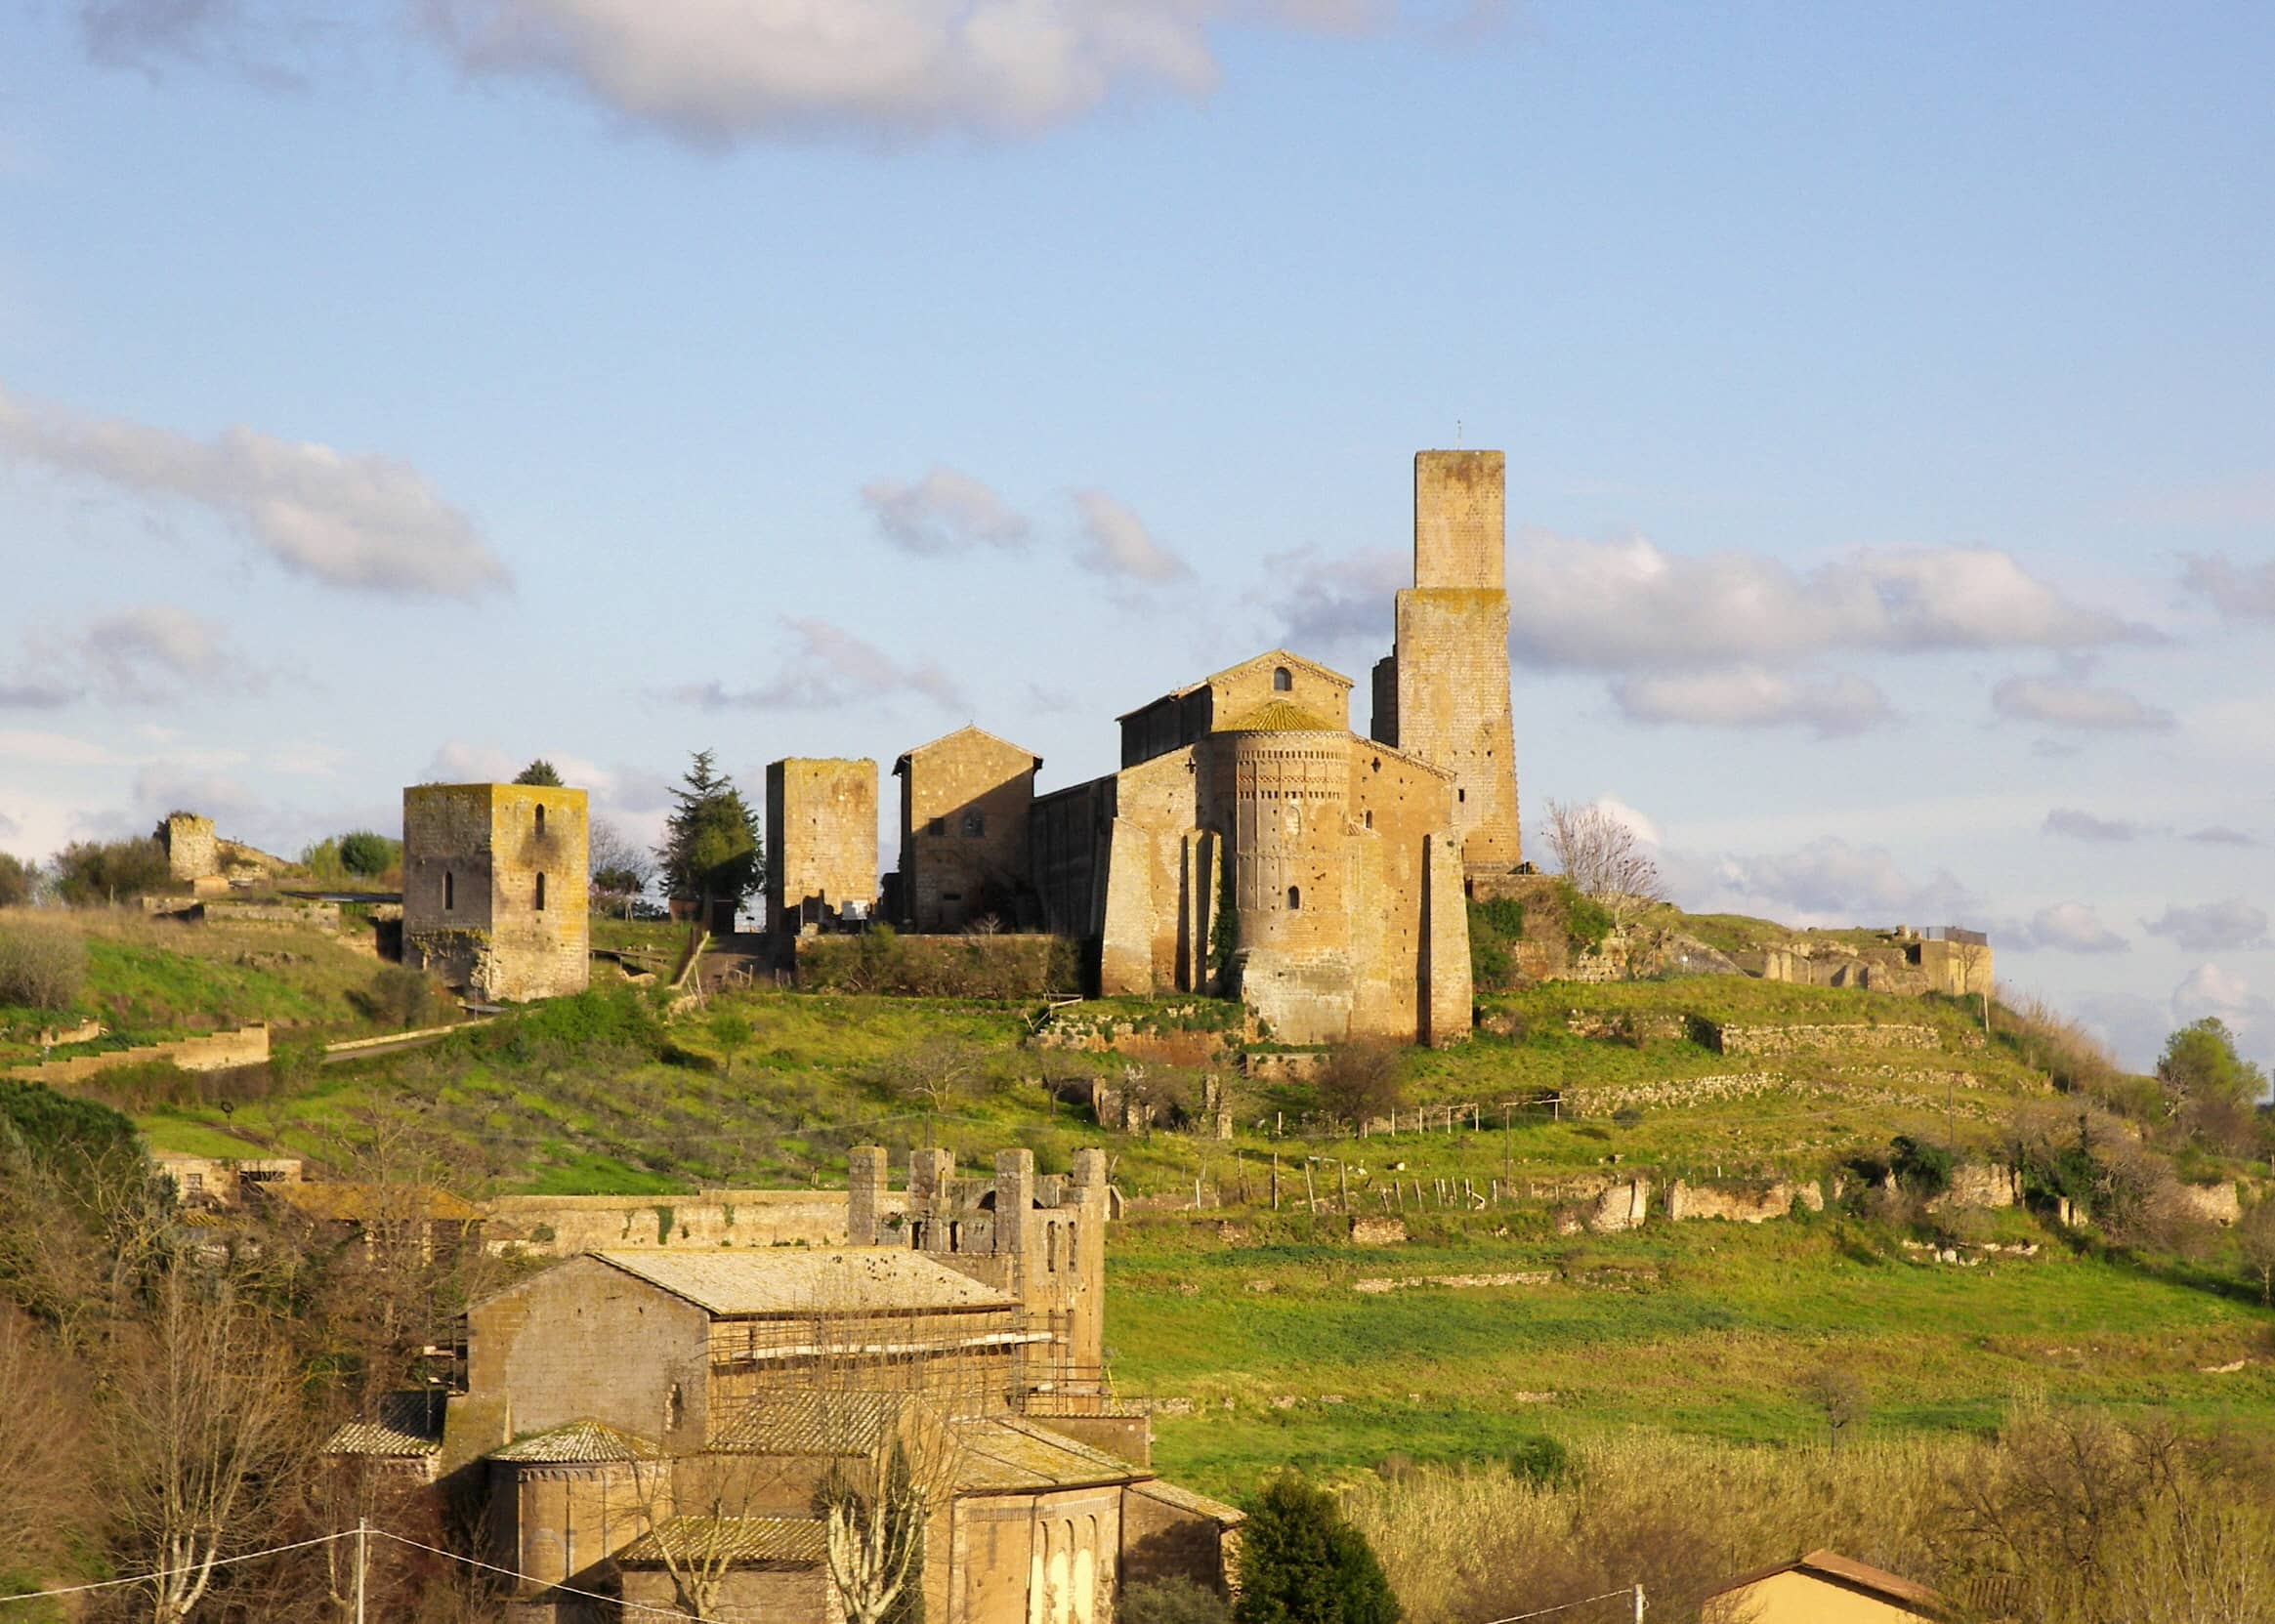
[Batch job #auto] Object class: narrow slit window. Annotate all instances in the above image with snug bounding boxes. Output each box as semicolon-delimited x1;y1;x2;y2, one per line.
442;870;455;911
535;872;547;911
534;804;546;837
1286;885;1301;910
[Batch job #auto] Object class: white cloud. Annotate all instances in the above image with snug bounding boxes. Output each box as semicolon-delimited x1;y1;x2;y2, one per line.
1260;544;1403;652
2187;825;2261;848
863;467;1032;556
1074;488;1188;582
2014;901;2128;955
1991;673;2174;731
1610;667;1891;736
0;729;121;768
2042;807;2145;842
415;0;1401;143
1706;837;1974;927
0;382;508;598
0;604;262;708
2180;552;2275;620
1502;532;2140;671
669;616;965;711
2142;899;2271;954
420;742;615;789
2170;965;2274;1071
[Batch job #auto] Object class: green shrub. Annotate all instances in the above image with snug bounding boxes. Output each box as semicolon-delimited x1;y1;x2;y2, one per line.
51;837;169;905
797;930;1075;998
1890;1134;1954;1198
1508;1436;1572;1487
355;966;439;1030
0;924;85;1013
1466;898;1526;991
1236;1474;1400;1624
1122;1578;1230;1624
0;853;35;908
337;830;400;877
1562;885;1615;955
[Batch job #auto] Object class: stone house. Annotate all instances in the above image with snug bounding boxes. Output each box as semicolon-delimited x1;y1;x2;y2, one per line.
893;729;1043;933
401;782;590;1002
350;1147;1238;1624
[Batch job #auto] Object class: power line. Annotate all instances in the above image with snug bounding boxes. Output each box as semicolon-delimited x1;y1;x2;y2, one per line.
0;1530;354;1605
1478;1585;1641;1623
370;1527;727;1623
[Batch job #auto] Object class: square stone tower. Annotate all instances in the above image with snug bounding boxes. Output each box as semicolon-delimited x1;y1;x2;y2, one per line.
764;758;879;939
1370;450;1522;876
401;783;589;1003
160;813;219;882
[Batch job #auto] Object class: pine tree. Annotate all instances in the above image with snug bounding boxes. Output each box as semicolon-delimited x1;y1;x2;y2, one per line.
514;759;565;786
656;749;763;919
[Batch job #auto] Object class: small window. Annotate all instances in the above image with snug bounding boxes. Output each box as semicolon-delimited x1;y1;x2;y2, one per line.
534;804;546;837
1286;885;1301;910
442;870;455;911
535;872;547;911
1458;788;1466;803
1364;810;1373;829
666;1382;684;1432
1272;666;1291;691
927;816;947;837
962;812;986;838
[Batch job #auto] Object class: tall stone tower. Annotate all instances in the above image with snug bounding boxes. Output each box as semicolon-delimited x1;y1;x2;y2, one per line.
1370;450;1522;878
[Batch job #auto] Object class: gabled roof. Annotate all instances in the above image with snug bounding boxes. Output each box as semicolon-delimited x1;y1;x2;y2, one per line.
892;726;1042;775
1704;1549;1943;1611
615;1518;827;1567
953;1417;1149;1494
268;1183;483;1225
1115;648;1353;722
492;1418;660;1464
592;1247;1017;1318
324;1392;446;1458
1128;1478;1247;1526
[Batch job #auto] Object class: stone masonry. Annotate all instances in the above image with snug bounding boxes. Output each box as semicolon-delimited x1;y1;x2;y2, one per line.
160;813;219;882
893;727;1041;932
1370;451;1523;880
402;783;589;1003
764;757;878;941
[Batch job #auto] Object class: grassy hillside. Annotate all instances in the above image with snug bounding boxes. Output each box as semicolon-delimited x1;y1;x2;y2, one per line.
7;904;2269;1498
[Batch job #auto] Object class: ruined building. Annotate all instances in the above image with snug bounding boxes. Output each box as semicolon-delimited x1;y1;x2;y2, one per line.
402;782;590;1003
765;758;879;943
332;1147;1239;1624
159;812;220;883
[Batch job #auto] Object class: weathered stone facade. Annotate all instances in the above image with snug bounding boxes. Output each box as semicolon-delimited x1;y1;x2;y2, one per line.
356;1146;1239;1624
160;812;219;882
894;729;1041;933
765;758;879;941
1369;451;1524;880
401;783;590;1003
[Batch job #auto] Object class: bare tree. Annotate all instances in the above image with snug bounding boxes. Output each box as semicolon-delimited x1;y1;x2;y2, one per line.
105;1264;306;1624
2240;1197;2275;1308
588;819;654;920
1795;1364;1867;1453
0;1305;93;1577
1542;799;1664;926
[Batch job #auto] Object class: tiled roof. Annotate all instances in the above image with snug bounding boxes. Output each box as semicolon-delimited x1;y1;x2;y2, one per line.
953;1418;1147;1493
615;1518;828;1567
1216;699;1338;734
1704;1549;1943;1610
268;1183;483;1224
594;1247;1015;1317
710;1391;915;1456
1129;1478;1246;1526
492;1419;660;1464
324;1392;446;1458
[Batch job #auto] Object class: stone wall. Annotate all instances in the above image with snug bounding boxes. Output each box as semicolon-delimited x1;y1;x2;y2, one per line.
1706;1021;1943;1057
1666;1179;1822;1224
895;728;1038;932
764;757;878;938
484;1189;902;1256
12;1022;271;1084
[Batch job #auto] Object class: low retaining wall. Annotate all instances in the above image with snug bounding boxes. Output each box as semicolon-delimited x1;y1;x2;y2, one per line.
11;1023;271;1084
1666;1178;1823;1224
1706;1021;1942;1057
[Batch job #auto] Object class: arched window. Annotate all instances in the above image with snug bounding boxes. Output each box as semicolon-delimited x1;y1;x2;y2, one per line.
535;872;547;911
442;870;454;911
1272;666;1291;691
1364;810;1374;829
1286;885;1301;910
534;804;546;837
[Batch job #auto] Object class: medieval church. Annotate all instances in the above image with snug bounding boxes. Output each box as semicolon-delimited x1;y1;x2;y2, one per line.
770;450;1527;1047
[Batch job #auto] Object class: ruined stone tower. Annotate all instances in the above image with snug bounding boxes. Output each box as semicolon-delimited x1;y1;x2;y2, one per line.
401;782;589;1003
1370;450;1522;880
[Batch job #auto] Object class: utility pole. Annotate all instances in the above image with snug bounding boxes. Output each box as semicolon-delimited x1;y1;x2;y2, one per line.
354;1518;368;1624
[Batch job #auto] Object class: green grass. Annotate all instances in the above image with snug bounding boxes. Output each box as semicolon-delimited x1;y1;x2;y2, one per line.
1111;1213;2275;1495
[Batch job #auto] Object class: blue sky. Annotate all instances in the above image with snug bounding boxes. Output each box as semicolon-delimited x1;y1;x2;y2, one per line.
1;0;2268;1069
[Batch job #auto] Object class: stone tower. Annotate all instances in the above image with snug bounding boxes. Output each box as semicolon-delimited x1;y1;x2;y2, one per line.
763;757;878;941
1370;450;1522;878
401;782;590;1002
